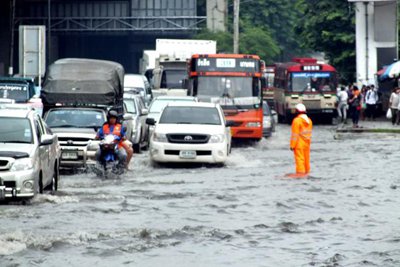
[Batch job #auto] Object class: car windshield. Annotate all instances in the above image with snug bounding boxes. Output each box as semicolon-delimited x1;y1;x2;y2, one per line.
0;117;32;143
161;69;187;88
0;83;29;103
149;99;196;113
45;109;105;128
159;106;221;125
124;99;137;114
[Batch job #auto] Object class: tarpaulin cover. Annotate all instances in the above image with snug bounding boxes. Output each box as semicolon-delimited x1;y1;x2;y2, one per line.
41;58;124;106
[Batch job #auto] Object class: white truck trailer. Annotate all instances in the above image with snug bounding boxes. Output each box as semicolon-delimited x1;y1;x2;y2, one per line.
149;39;217;96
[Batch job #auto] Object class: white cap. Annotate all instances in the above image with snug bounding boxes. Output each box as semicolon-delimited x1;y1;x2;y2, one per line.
295;103;306;112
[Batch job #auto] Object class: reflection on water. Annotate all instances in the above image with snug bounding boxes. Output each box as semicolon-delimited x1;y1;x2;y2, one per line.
1;125;399;266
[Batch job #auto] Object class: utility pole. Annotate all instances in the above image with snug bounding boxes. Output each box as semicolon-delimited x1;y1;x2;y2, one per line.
233;0;240;53
9;0;16;76
48;0;51;65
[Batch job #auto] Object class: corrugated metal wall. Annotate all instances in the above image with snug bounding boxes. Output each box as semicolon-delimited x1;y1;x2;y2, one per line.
131;0;196;16
26;1;129;17
24;0;197;18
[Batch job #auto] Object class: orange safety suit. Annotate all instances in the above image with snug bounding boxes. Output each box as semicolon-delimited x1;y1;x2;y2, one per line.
101;123;124;148
290;113;313;174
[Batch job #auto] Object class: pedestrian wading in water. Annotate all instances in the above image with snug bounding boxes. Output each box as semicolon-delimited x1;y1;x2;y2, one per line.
286;103;313;178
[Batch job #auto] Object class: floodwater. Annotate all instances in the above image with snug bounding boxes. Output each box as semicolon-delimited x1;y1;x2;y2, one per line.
1;124;399;266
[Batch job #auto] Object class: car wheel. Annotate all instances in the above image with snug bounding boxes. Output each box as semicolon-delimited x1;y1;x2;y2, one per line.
47;163;59;194
133;143;141;153
38;174;44;194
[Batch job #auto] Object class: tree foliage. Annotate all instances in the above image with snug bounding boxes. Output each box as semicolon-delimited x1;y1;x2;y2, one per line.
195;0;303;64
195;0;356;83
295;0;356;82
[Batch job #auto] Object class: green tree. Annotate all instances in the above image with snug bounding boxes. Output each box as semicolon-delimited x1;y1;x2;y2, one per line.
295;0;356;83
195;0;303;64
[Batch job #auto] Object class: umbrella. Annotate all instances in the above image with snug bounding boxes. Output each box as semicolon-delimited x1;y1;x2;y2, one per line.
379;61;400;81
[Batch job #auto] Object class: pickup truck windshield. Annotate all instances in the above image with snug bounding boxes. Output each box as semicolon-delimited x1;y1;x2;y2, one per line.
45;109;106;128
124;99;137;114
0;117;32;143
149;99;196;113
159;106;221;125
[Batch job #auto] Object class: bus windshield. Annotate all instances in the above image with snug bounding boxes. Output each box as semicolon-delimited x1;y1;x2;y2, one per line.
290;72;336;93
196;76;260;106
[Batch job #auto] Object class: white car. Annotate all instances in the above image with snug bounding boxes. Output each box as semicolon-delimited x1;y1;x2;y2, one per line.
124;74;153;107
146;102;232;165
0;105;61;199
147;95;198;123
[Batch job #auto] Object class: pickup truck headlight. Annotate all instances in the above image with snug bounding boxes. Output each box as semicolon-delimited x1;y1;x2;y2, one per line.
11;158;34;171
246;122;261;128
209;134;225;143
153;133;168;143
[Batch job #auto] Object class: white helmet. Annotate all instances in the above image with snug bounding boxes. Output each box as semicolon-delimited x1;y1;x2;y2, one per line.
295;103;306;112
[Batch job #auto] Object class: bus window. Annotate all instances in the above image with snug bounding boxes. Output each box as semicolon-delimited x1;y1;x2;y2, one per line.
291;73;334;92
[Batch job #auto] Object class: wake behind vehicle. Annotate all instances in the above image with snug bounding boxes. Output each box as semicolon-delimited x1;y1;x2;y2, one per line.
0;105;60;200
147;102;232;165
273;58;338;123
94;134;124;177
41;58;125;169
188;54;264;141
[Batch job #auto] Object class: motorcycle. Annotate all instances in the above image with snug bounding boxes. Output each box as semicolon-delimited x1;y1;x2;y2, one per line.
94;134;124;177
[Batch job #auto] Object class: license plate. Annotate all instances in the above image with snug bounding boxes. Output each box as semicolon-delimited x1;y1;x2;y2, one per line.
179;150;196;159
62;151;78;160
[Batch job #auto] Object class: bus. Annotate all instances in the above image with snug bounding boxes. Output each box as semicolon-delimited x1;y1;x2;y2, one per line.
261;64;275;108
188;54;264;140
273;58;338;123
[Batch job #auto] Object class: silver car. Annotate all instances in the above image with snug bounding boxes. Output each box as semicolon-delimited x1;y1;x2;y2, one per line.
0;105;61;199
123;94;149;152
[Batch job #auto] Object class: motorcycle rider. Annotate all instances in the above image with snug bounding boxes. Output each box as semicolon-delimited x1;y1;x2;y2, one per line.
95;110;127;170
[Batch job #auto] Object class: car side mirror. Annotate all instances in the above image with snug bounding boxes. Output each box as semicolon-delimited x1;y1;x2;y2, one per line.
40;134;54;146
146;118;156;125
141;108;149;115
123;114;133;120
225;120;235;127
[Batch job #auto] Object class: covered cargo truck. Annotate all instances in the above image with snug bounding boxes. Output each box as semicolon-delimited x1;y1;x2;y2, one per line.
41;58;125;169
41;58;124;110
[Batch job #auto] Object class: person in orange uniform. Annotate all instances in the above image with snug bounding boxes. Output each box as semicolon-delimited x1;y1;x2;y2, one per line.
289;103;313;177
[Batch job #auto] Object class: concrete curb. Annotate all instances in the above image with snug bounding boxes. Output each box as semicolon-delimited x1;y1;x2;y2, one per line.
336;127;400;133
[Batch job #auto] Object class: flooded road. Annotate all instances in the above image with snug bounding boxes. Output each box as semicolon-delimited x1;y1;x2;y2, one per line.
1;124;399;266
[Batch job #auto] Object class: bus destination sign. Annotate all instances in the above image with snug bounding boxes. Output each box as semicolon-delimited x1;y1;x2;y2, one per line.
194;58;260;72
